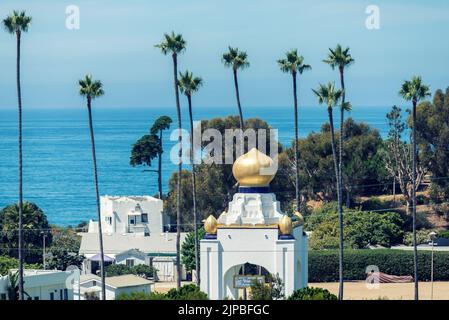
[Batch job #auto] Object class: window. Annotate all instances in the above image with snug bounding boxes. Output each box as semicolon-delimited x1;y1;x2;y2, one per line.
34;297;39;300
92;280;96;286
126;259;135;267
64;289;68;300
105;216;112;225
141;214;148;223
60;289;63;300
49;292;54;300
130;218;135;225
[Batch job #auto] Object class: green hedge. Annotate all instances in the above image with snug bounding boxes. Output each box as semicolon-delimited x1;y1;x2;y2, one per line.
309;249;449;282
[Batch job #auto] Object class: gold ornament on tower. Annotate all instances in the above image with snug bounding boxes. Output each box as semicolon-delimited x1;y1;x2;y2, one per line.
232;148;276;187
204;215;218;234
278;215;293;235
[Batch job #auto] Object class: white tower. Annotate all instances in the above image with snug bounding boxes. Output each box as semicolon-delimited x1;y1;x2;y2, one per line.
200;148;308;300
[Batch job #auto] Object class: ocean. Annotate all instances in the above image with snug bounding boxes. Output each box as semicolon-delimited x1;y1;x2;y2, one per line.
0;105;392;226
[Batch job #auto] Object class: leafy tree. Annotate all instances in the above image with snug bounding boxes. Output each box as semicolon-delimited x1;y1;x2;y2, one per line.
222;47;249;131
166;284;208;300
79;74;106;300
399;76;431;301
3;9;32;301
179;70;203;285
0;202;52;263
278;49;312;212
155;31;186;288
288;287;337;300
312;81;344;299
307;205;404;250
150;116;172;198
0;255;40;276
104;263;156;279
414;87;449;203
46;226;84;270
323;44;354;217
181;228;205;273
249;274;284;300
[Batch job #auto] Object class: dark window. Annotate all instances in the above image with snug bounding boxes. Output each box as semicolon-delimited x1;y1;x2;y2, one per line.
49;292;54;300
60;289;63;300
34;296;39;300
92;280;96;286
130;218;135;225
64;289;68;300
126;259;135;267
141;214;148;223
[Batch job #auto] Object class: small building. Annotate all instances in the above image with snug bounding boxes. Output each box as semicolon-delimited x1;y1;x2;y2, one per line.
74;274;154;300
0;269;79;301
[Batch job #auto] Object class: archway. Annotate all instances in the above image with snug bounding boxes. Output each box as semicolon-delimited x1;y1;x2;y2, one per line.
222;262;272;300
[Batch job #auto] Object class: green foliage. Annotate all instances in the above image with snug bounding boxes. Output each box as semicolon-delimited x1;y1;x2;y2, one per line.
403;229;433;246
166;284;208;300
130;134;161;167
0;256;41;276
0;202;52;263
46;226;84;270
288;287;337;300
439;230;449;239
105;263;156;279
116;291;167;300
79;74;104;99
414;87;449;203
181;228;205;272
249;274;284;300
307;205;404;249
309;249;449;282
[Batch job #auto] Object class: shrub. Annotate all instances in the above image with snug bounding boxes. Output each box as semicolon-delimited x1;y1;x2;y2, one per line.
403;230;432;246
249;274;284;300
288;287;337;300
309;249;449;282
105;263;156;279
439;230;449;240
116;292;167;300
0;256;41;276
166;284;208;300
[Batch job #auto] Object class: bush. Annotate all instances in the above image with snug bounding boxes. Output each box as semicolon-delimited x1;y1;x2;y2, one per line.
105;263;156;279
439;230;449;240
0;256;41;276
309;249;449;282
249;274;284;300
403;230;432;246
116;292;167;300
166;284;208;300
288;287;337;300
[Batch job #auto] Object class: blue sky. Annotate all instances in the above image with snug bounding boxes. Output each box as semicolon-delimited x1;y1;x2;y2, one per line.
0;0;448;109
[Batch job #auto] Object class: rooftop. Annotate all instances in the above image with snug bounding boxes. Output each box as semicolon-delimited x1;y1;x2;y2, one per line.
80;274;153;288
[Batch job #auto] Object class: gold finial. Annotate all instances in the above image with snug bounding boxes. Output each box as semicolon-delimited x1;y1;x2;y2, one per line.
293;211;304;226
204;215;218;234
232;148;276;187
279;215;293;235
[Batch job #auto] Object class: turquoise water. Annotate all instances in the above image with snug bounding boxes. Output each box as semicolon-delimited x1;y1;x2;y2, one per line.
0;105;391;225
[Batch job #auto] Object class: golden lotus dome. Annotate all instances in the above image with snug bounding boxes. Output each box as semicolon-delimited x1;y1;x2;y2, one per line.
279;215;293;235
204;215;218;234
232;148;276;187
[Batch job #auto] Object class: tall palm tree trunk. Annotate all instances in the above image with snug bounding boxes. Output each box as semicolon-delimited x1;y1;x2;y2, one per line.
412;99;419;300
16;30;24;301
172;53;182;289
157;130;163;199
187;94;200;285
339;67;345;207
87;98;106;300
233;68;244;131
328;107;344;300
292;72;300;212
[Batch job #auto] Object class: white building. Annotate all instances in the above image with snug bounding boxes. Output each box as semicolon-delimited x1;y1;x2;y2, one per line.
74;274;154;300
79;195;187;282
87;195;168;236
0;269;79;301
200;148;308;300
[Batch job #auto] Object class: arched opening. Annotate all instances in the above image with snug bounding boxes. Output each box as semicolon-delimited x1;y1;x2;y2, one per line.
223;262;272;300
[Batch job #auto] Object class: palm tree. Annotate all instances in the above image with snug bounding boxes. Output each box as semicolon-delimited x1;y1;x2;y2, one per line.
399;76;430;301
312;82;345;300
78;74;106;300
155;32;186;288
3;10;32;301
323;45;354;207
277;49;311;212
178;70;203;286
222;47;249;132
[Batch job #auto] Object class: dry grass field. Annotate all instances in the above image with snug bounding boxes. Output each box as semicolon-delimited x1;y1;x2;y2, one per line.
311;281;449;300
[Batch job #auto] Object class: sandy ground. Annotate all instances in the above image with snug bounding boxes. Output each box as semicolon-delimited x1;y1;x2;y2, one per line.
310;281;449;300
155;281;449;300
